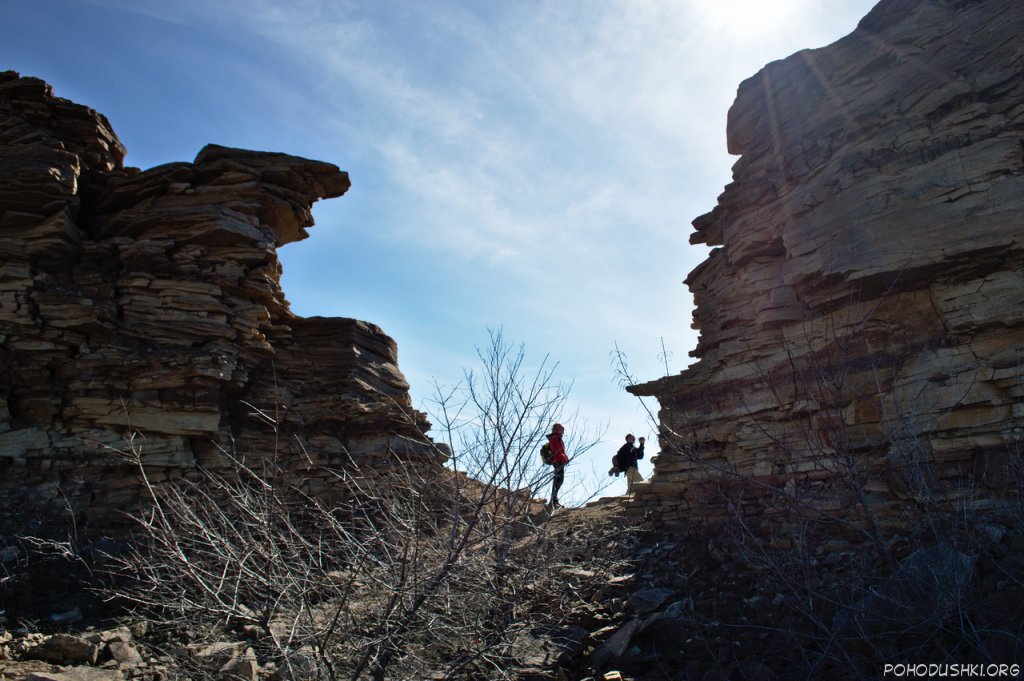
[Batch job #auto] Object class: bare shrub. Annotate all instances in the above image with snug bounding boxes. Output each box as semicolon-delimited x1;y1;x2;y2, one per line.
112;329;616;680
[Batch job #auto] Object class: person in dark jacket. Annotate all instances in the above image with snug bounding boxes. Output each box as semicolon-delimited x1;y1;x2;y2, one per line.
616;434;645;494
547;423;569;508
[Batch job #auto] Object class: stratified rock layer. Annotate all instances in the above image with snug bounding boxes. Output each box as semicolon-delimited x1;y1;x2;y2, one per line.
0;72;438;530
631;0;1024;533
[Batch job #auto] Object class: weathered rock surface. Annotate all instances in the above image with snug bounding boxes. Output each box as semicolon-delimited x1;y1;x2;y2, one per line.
631;0;1024;533
1;625;150;680
0;71;440;536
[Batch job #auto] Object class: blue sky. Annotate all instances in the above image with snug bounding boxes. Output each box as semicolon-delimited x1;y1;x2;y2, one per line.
5;0;878;502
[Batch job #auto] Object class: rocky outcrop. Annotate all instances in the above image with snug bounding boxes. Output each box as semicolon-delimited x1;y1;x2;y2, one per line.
0;71;440;532
630;0;1024;533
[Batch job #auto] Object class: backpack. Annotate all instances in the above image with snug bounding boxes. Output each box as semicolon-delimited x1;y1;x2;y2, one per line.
540;442;554;465
611;453;620;471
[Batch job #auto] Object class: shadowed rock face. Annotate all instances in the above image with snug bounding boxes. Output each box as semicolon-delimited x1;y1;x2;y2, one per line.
630;0;1024;532
0;71;439;531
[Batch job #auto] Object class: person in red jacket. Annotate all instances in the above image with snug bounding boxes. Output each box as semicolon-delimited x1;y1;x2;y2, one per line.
547;423;569;508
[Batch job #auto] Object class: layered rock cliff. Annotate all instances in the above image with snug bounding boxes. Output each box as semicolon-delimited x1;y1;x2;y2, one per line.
0;71;439;531
630;0;1024;534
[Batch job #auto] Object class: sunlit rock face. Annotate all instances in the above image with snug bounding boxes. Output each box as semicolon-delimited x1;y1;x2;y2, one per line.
630;0;1024;533
0;71;439;530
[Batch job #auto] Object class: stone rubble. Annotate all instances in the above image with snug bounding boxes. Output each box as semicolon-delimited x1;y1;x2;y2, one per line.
1;497;1021;679
1;625;143;681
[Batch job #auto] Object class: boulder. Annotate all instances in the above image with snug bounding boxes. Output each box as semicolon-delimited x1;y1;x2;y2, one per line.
21;634;99;666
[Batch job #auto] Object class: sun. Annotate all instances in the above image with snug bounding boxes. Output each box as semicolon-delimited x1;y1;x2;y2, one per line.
694;0;810;38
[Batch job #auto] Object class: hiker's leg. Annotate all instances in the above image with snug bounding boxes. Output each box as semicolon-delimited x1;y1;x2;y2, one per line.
626;466;641;493
551;464;565;504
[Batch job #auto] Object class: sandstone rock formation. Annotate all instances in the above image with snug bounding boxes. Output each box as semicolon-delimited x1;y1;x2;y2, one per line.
0;71;439;532
630;0;1024;534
